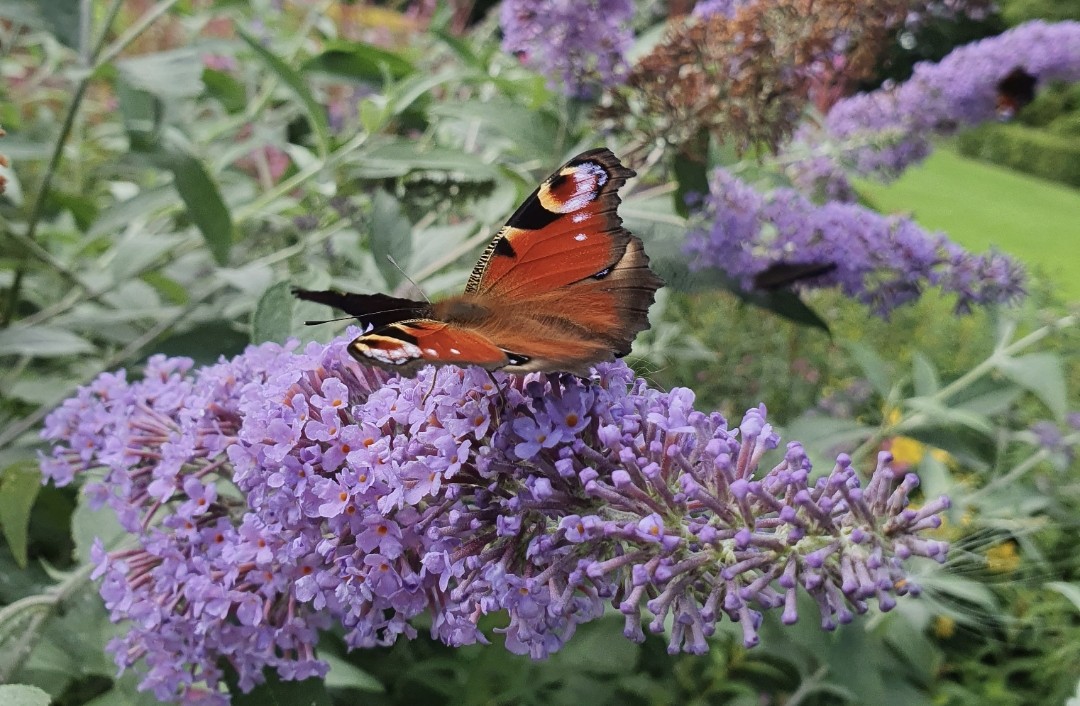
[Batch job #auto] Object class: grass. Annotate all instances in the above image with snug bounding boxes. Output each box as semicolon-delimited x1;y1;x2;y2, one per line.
856;147;1080;301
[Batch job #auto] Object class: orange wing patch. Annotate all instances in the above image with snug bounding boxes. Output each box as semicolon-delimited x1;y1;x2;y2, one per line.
465;148;636;298
349;320;510;372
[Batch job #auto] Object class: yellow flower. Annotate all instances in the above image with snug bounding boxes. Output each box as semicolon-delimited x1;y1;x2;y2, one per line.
933;615;956;639
986;541;1020;574
890;435;926;466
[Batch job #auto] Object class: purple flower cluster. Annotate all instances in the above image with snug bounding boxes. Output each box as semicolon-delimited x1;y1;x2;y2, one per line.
499;0;634;98
1027;413;1080;467
692;0;752;18
42;336;949;704
684;167;1026;315
794;20;1080;180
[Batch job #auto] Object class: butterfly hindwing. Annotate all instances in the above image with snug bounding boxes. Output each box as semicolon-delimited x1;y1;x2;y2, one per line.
349;319;510;373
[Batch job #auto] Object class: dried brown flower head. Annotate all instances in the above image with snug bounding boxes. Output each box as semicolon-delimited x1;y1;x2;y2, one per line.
598;0;987;155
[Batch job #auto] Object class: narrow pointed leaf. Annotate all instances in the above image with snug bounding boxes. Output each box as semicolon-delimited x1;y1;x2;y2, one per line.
995;352;1067;421
238;28;331;157
0;463;41;568
160;149;234;266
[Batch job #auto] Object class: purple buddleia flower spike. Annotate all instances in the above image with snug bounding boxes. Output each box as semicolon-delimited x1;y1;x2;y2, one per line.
500;0;634;98
786;20;1080;181
42;334;948;704
684;167;1025;316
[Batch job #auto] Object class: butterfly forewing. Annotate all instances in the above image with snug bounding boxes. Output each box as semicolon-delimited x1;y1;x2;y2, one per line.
461;148;662;364
466;149;637;297
292;288;431;330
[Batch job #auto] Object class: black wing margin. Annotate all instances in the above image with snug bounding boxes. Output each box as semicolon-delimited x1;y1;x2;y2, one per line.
291;288;432;330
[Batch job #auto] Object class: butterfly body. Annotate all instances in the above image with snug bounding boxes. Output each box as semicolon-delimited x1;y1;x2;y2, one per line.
294;149;662;377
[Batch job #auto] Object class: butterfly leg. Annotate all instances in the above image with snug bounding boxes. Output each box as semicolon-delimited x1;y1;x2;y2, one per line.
421;367;441;405
485;369;510;429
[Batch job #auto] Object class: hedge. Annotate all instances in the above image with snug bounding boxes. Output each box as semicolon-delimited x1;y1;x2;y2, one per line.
957;122;1080;188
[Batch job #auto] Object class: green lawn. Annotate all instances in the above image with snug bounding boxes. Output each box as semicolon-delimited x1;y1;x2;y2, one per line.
857;148;1080;301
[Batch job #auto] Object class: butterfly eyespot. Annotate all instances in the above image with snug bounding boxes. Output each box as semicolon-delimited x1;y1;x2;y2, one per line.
591;267;612;280
574;233;587;241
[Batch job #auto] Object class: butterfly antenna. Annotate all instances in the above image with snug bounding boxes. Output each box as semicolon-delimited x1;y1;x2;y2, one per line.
387;255;430;303
303;315;356;326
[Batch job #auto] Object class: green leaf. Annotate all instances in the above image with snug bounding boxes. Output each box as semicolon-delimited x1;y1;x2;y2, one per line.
0;684;52;706
952;384;1023;417
46;191;99;232
0;326;95;357
156;148;234;266
911;352;939;396
552;619;639;675
153;322;250;366
671;144;710;219
0;463;41;568
88;185;181;238
0;0;80;50
429;100;562;161
231;672;333;706
117;82;163;154
117;47;207;99
995;352;1067;421
351;141;499;182
203;68;247;113
303;40;415;82
845;342;893;398
1047;581;1080;614
369;190;413;289
432;27;482;67
902;424;994;467
321;652;385;692
386;68;466;118
252;282;295;344
72;501;126;564
238;28;331;158
904;397;993;435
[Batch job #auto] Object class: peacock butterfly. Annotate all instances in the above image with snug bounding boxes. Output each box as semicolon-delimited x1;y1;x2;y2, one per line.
995;66;1037;119
293;148;663;377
